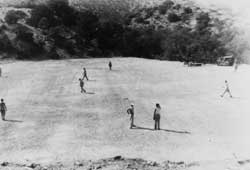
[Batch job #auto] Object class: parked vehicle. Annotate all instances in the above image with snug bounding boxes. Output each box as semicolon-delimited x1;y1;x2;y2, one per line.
217;56;234;66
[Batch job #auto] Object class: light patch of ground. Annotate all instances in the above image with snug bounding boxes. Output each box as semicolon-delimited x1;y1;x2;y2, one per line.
0;58;249;170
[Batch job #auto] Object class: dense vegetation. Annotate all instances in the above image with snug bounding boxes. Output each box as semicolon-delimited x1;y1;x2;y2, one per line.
0;0;247;63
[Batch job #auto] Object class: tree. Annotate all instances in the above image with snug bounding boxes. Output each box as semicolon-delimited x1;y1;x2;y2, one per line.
196;12;211;33
158;0;174;15
47;0;77;27
0;28;14;52
27;5;58;28
75;10;99;43
184;7;193;14
38;17;49;29
13;26;44;59
167;13;181;22
4;10;27;25
97;21;124;55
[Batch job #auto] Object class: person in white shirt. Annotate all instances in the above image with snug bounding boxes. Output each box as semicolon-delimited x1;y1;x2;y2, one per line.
221;80;232;98
82;68;89;81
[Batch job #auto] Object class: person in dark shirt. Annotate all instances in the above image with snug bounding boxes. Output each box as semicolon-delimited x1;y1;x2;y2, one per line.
108;61;112;70
127;104;135;129
79;78;86;93
0;99;7;121
153;103;161;130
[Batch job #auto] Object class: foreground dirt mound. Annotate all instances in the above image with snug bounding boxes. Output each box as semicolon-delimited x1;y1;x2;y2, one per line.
0;156;192;170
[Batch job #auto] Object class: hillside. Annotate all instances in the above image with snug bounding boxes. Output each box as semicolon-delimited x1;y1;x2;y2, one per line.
0;0;245;63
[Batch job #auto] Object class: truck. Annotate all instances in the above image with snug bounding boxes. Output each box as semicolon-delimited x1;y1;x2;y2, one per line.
217;56;234;66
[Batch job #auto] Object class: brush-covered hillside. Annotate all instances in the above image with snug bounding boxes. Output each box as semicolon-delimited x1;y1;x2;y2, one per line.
0;0;247;63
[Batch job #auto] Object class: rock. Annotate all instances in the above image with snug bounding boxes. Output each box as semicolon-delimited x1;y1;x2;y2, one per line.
113;156;122;160
127;164;132;168
29;163;40;169
152;162;158;166
146;161;157;166
1;162;8;166
96;165;102;169
78;163;84;167
42;166;48;170
176;161;184;165
75;161;84;167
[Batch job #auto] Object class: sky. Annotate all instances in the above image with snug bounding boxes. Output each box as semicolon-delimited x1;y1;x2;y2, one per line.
193;0;250;28
193;0;250;60
194;0;250;10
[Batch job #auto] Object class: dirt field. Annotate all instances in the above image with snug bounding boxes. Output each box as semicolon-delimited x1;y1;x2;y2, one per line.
0;58;250;169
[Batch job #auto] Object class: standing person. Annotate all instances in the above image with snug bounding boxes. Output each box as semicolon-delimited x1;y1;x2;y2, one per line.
221;80;233;98
234;58;238;71
79;78;86;93
153;103;161;130
0;99;7;121
82;68;89;81
127;104;135;129
108;61;112;70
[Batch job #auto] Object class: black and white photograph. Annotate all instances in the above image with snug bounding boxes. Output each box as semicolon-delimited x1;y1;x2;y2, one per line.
0;0;250;169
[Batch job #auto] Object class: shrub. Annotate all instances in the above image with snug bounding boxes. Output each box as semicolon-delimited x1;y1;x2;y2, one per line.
38;17;49;29
47;0;77;27
158;0;174;15
4;10;27;25
76;10;99;42
167;13;181;22
6;0;229;63
0;29;13;52
184;7;193;14
173;4;181;10
196;12;211;32
97;21;124;53
27;5;57;28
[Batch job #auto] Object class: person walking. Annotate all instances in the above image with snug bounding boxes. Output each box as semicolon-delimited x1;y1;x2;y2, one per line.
127;104;135;129
153;103;161;130
82;68;89;81
0;99;7;121
221;80;233;98
79;78;86;93
108;61;112;70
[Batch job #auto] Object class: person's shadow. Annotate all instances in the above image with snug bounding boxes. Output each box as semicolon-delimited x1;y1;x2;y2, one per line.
132;126;190;134
85;92;95;95
87;79;97;82
4;119;23;123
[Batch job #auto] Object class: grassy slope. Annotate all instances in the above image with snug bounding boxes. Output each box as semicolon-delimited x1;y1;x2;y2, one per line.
0;58;249;170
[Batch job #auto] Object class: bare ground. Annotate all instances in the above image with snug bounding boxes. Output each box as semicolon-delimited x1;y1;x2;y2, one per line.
0;58;250;170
